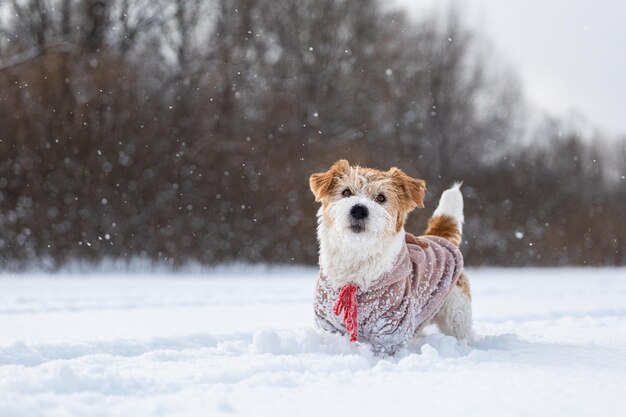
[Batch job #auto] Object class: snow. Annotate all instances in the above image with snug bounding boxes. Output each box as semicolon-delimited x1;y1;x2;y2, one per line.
1;268;625;417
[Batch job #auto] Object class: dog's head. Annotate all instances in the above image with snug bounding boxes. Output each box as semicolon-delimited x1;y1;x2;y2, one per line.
310;160;426;241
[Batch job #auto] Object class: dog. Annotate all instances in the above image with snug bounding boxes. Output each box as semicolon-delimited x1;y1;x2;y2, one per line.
310;160;472;355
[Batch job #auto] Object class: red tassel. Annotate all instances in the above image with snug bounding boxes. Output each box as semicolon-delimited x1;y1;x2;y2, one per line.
332;283;358;342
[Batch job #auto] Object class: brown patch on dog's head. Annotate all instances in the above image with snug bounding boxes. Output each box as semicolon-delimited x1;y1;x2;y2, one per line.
309;159;350;203
388;167;426;231
388;167;426;210
310;161;426;233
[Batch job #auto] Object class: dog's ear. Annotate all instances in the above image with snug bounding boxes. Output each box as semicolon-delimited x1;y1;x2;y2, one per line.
310;159;350;202
389;167;426;210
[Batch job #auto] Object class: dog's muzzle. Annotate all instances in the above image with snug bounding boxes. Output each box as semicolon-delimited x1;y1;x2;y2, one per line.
349;204;368;233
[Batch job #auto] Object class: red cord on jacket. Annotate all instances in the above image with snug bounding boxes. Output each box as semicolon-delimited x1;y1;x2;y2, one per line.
332;283;358;342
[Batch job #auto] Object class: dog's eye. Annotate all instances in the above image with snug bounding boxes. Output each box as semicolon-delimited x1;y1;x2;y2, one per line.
376;194;386;203
342;189;352;198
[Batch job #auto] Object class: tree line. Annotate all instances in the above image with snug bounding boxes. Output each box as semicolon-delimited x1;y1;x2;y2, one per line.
0;0;624;270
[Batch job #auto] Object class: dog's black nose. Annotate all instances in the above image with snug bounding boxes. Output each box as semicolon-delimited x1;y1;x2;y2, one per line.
350;204;368;220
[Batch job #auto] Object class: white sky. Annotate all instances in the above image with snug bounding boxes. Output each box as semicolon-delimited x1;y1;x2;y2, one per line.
396;0;626;137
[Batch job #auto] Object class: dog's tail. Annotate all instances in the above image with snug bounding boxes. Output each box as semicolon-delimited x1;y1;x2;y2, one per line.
424;182;464;246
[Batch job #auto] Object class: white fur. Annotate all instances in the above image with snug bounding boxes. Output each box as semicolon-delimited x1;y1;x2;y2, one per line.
326;195;392;240
317;195;405;290
432;285;474;342
433;182;464;233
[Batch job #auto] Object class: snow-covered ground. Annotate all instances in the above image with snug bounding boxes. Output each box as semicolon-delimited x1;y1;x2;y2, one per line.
1;268;625;417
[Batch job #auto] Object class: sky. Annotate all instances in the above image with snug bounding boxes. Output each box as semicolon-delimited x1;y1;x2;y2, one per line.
396;0;626;137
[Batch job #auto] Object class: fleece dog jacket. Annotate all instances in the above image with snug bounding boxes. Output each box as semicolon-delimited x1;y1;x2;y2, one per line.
314;234;464;355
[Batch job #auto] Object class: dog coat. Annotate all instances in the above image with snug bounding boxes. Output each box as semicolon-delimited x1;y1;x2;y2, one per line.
314;234;464;355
